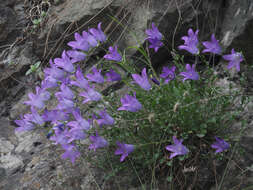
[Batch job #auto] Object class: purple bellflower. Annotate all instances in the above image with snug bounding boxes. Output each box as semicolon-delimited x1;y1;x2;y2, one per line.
160;66;176;83
67;50;86;62
104;46;122;62
56;95;75;111
117;93;142;112
132;68;151;91
24;86;50;109
15;115;34;132
67;109;90;130
222;49;243;72
67;32;90;51
55;83;74;100
23;107;44;126
89;22;107;43
97;110;114;126
165;136;189;159
82;31;98;47
86;67;104;83
145;22;163;41
89;132;108;151
70;66;89;89
42;109;69;124
50;128;69;145
115;142;135;162
148;38;163;52
106;69;121;82
67;127;86;143
211;137;230;154
79;85;101;104
178;28;199;55
44;59;65;81
202;34;222;55
179;64;199;81
61;144;81;164
54;50;75;73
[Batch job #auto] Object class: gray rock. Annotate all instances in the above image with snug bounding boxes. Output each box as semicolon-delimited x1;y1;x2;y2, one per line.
0;6;16;42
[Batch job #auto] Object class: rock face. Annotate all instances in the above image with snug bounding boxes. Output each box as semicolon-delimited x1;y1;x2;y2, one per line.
0;0;253;189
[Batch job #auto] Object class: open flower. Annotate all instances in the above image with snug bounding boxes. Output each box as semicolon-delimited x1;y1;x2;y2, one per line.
211;137;230;154
79;85;101;104
115;142;135;162
97;110;114;126
67;32;90;51
145;22;163;41
178;28;199;55
67;50;86;62
86;67;104;83
132;68;151;91
89;132;108;151
104;46;122;62
160;66;176;83
202;34;222;55
222;49;243;72
117;93;142;112
165;136;189;159
179;64;199;81
106;69;121;82
54;50;75;73
89;22;107;43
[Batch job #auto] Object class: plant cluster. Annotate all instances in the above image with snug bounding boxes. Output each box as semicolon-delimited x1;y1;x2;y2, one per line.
15;21;246;186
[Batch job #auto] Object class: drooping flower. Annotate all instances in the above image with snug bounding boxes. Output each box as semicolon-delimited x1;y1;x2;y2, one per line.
70;66;89;89
89;22;107;43
160;66;176;83
54;50;75;73
148;38;163;52
67;50;86;62
104;46;122;62
179;64;199;81
117;93;142;112
132;68;151;91
79;85;101;104
202;34;222;55
86;67;104;84
24;86;50;109
89;132;108;151
165;136;189;159
97;110;114;126
67;32;90;51
178;28;199;55
106;69;121;82
67;109;90;130
61;144;81;164
211;137;230;154
115;142;135;162
222;49;243;72
145;22;163;41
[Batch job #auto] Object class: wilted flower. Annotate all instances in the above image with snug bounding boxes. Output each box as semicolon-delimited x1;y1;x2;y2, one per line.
211;137;230;154
222;49;243;72
165;136;189;159
132;68;151;91
86;67;104;84
179;64;199;81
115;142;135;162
117;93;142;112
104;46;122;62
89;132;108;151
202;34;222;55
106;69;121;82
178;28;199;55
160;66;176;83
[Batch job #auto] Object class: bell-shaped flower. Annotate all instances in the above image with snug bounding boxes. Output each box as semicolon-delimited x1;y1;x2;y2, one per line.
70;66;89;89
86;67;104;84
145;22;163;41
89;22;107;43
24;107;44;126
15;115;34;132
179;64;199;81
44;59;65;81
67;50;86;62
104;46;122;62
67;109;90;130
178;28;199;55
61;144;81;164
202;34;222;55
55;84;74;100
106;69;121;82
115;142;135;162
82;31;98;47
67;32;90;51
148;38;163;52
160;66;176;83
42;109;69;124
132;68;151;91
97;110;114;126
165;136;189;159
24;86;50;109
89;132;108;151
211;137;230;154
117;93;142;112
222;49;243;72
54;50;75;73
79;85;101;104
67;127;86;143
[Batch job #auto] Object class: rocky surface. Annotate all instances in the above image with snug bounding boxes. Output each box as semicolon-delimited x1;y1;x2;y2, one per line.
0;0;253;189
